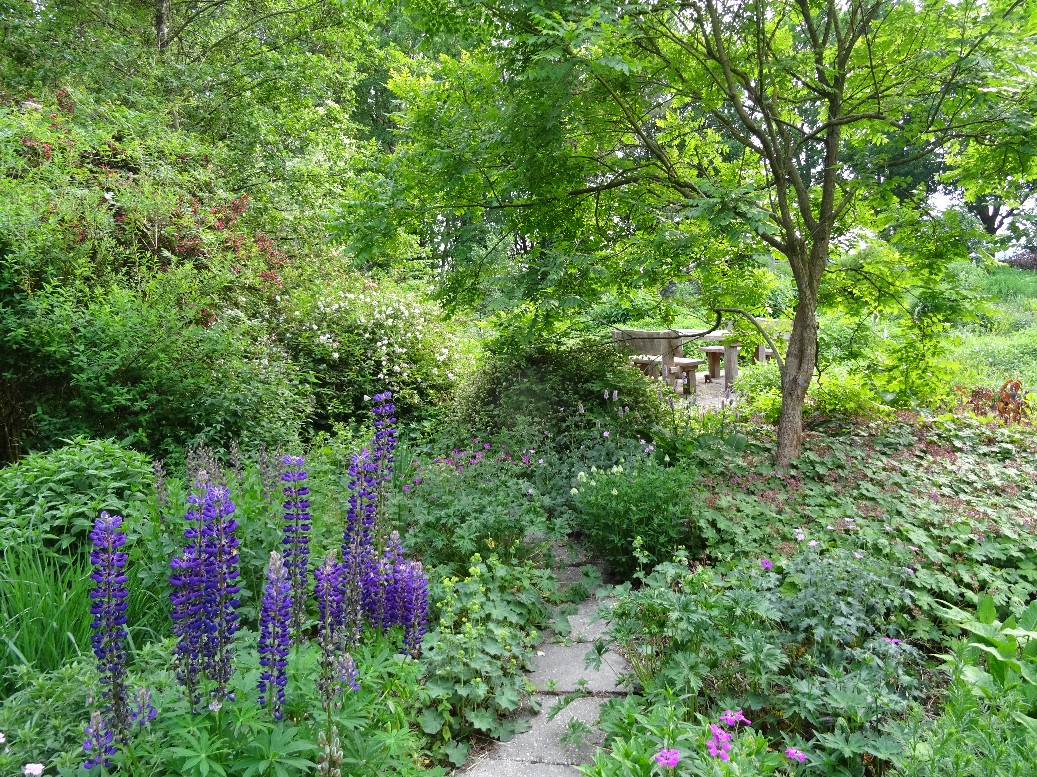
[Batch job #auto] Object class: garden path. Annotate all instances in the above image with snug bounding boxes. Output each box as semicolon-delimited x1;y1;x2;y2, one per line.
457;547;625;777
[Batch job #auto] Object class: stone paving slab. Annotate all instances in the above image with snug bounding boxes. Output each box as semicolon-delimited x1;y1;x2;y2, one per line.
528;642;625;694
462;760;583;777
565;602;611;643
494;695;605;765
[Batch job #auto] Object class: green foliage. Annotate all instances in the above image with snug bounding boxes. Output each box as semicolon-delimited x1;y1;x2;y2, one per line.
0;661;97;775
598;550;923;773
418;555;553;765
736;361;893;424
892;658;1037;777
5;280;310;460
571;462;702;581
272;276;465;431
449;334;664;441
0;438;153;552
0;549;93;697
681;417;1037;626
935;596;1037;719
578;697;785;777
392;443;550;578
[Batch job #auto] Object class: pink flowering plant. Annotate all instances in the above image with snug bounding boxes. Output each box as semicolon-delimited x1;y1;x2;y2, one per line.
591;547;925;773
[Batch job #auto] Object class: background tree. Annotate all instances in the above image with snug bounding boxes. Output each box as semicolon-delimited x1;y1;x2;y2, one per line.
365;0;1034;464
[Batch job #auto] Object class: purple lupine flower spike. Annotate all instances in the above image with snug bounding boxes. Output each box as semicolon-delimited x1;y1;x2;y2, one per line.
280;455;311;637
170;479;241;710
83;512;132;767
315;553;361;711
258;551;292;720
198;484;241;704
399;560;429;656
83;711;117;771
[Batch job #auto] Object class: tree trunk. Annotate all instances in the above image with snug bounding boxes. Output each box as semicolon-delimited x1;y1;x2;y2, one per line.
155;0;171;52
775;288;819;467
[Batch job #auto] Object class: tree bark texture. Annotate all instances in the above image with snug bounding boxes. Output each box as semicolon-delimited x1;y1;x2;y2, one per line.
775;288;819;467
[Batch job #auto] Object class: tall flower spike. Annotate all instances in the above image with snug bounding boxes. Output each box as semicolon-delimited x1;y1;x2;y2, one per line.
198;484;241;703
281;454;311;637
84;512;131;765
399;560;429;657
170;480;241;710
88;513;131;725
258;551;292;720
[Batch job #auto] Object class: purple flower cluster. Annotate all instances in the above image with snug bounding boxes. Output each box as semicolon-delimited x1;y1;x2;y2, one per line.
370;392;398;489
83;513;132;767
87;513;131;733
170;481;241;710
653;748;680;767
705;708;751;761
313;551;362;709
83;513;155;769
258;552;292;720
364;532;429;655
281;455;311;636
83;711;116;771
785;747;807;763
706;724;733;760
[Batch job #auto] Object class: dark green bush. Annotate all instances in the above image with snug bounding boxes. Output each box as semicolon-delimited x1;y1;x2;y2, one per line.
450;333;665;441
4;282;310;460
0;437;153;553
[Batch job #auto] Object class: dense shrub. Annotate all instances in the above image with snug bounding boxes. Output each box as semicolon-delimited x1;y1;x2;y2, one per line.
0;438;153;552
572;460;701;581
272;277;465;431
4;282;309;459
450;333;666;441
391;441;549;578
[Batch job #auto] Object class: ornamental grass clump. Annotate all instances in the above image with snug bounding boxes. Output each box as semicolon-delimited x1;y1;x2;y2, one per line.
257;551;292;720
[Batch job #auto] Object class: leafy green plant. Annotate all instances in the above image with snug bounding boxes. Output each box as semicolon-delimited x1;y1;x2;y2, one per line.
0;437;153;554
597;550;924;774
392;444;550;577
892;660;1037;777
572;461;702;580
417;555;553;766
935;596;1037;721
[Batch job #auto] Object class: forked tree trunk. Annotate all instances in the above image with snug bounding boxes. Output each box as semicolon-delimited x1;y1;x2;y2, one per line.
775;288;819;467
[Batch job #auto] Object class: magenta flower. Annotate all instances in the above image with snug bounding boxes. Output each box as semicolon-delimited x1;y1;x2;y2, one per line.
759;558;773;571
785;747;807;763
719;709;751;726
653;748;680;767
706;723;732;760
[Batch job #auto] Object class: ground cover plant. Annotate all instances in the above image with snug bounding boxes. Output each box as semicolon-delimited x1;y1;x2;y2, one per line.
3;1;1037;775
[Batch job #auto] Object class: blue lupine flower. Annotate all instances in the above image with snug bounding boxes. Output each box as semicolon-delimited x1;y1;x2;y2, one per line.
83;711;117;771
170;481;241;709
83;512;132;767
258;551;292;720
280;454;311;637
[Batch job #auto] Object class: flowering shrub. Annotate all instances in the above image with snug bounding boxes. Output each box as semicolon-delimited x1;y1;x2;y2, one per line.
272;278;465;429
